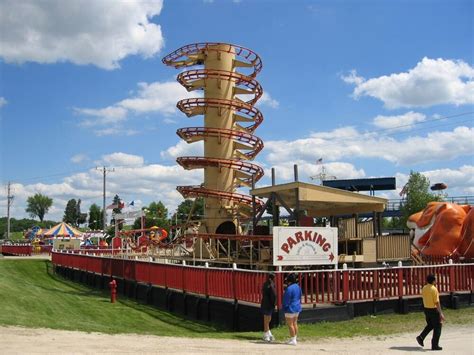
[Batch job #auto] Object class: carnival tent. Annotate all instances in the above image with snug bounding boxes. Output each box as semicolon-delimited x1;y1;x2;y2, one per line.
43;222;82;238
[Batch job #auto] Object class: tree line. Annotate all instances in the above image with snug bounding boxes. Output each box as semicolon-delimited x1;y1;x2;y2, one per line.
2;192;205;236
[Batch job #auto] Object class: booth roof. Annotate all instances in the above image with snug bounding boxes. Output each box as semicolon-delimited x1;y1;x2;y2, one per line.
43;222;82;237
250;181;387;217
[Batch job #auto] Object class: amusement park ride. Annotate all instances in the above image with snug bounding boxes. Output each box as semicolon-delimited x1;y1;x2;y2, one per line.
163;43;266;235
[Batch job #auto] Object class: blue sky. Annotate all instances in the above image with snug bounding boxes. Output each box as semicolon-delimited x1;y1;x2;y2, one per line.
1;0;473;222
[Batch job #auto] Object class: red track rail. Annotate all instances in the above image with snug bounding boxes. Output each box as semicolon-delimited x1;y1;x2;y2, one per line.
177;69;262;105
177;127;263;160
177;156;264;186
162;42;262;77
177;185;264;209
176;98;263;133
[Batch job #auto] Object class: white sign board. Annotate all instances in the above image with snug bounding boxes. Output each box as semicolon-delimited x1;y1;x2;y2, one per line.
273;227;338;266
114;210;145;219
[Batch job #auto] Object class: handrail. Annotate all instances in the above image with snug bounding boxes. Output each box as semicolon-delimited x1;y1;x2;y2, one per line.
162;42;262;77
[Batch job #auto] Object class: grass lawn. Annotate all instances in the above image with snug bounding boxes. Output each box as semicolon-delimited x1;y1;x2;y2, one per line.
0;259;472;340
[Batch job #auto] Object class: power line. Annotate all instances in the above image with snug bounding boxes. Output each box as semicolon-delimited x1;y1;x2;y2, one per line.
385;118;473;139
367;111;473;136
3;166;97;184
3;164;144;185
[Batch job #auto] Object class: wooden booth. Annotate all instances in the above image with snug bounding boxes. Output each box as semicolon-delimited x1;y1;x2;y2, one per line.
250;180;393;266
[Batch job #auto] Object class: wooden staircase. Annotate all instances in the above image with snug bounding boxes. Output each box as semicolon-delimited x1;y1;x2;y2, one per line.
410;245;425;265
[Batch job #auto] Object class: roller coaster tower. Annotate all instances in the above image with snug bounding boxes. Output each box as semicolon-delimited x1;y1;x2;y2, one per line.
163;43;264;234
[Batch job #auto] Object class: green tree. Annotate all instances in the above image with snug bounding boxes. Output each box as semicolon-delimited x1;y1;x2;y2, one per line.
88;204;102;230
76;199;87;226
175;198;204;225
133;201;170;230
401;171;442;227
110;194;124;231
0;217;58;237
25;193;53;222
63;199;78;225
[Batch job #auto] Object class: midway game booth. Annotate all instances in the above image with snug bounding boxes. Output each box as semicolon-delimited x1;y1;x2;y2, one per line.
44;222;82;250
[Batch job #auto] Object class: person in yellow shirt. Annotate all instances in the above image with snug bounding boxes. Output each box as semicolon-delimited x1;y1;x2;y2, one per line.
416;274;445;351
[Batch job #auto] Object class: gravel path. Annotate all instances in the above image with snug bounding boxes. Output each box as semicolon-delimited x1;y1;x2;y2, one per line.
1;324;473;354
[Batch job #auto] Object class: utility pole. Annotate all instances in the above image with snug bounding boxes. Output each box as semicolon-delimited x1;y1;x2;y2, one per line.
96;167;114;232
6;182;14;239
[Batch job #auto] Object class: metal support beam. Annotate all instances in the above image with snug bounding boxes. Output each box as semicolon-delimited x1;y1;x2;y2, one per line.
271;168;278;227
252;174;256;235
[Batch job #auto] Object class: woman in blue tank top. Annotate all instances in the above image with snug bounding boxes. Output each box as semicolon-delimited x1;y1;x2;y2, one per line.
283;273;301;345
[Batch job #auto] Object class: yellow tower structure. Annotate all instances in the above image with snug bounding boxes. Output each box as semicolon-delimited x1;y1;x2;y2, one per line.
163;43;264;234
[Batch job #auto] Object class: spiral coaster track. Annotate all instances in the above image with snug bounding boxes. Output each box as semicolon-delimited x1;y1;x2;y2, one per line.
163;42;265;233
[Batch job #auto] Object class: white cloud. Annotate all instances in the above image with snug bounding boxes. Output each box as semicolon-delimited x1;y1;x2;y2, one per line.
341;70;365;86
343;57;474;108
396;165;474;196
372;111;426;131
3;154;202;221
0;97;7;108
160;140;204;161
119;81;193;114
258;92;280;108
97;152;144;167
76;80;195;135
263;160;365;183
264;126;474;166
76;107;128;127
0;0;164;69
94;127;139;137
163;118;178;124
71;154;88;164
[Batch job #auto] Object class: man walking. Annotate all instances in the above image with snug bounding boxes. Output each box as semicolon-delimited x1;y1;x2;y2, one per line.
416;274;445;351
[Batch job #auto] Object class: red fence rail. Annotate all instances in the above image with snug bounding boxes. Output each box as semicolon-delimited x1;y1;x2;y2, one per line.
51;251;474;307
0;244;32;256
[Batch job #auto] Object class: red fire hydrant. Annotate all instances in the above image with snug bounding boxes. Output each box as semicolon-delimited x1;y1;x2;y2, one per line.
109;279;117;303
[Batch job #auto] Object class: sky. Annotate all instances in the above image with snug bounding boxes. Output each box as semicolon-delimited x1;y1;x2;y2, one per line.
0;0;473;223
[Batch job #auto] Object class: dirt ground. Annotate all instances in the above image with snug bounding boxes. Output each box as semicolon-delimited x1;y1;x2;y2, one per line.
1;324;473;354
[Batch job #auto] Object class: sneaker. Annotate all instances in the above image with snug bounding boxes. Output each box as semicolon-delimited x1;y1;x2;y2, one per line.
416;336;424;347
262;334;270;342
268;334;275;342
432;346;443;351
286;338;297;346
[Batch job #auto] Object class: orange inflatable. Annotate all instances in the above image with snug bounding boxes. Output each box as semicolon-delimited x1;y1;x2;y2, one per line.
407;202;472;257
455;208;474;257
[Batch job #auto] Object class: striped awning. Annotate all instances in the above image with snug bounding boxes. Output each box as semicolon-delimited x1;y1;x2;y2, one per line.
43;222;82;238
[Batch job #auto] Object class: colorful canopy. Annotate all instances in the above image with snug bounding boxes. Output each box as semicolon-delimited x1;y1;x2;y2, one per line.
44;222;82;238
